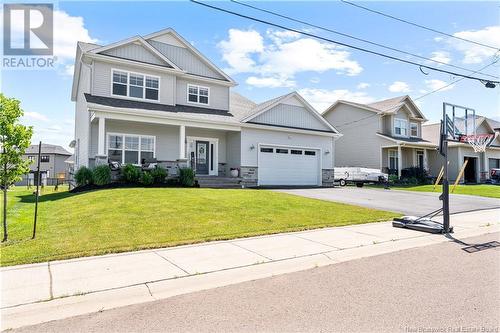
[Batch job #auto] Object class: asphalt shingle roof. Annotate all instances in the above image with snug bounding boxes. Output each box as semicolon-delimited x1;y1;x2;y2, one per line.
25;144;71;155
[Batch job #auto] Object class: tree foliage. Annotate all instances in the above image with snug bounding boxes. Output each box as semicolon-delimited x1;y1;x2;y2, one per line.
1;94;33;241
0;94;33;187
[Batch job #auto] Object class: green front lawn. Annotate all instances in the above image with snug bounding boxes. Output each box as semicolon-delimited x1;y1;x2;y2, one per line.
379;184;500;199
1;187;398;266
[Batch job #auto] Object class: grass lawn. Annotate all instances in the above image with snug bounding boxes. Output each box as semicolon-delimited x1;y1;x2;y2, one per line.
1;186;398;266
376;184;500;199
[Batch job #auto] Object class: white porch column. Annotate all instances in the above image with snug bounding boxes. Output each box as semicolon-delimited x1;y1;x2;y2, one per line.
423;149;428;170
179;125;186;159
397;145;402;178
97;117;106;156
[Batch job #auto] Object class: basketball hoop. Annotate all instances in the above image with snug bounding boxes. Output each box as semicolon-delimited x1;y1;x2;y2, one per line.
459;133;497;152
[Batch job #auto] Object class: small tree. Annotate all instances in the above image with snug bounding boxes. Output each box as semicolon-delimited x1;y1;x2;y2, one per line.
0;94;33;242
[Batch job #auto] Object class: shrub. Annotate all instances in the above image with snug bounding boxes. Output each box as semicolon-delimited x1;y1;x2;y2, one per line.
388;174;399;184
121;164;141;183
150;166;168;184
179;167;195;187
74;166;93;186
92;165;111;186
140;171;154;186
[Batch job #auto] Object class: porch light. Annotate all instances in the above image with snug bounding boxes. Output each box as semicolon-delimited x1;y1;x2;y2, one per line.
325;150;330;154
250;144;255;150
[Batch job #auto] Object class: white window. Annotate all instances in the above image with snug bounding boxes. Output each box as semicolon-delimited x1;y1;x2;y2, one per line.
112;70;159;101
410;122;418;137
394;119;408;136
187;84;209;105
108;133;155;165
389;150;399;171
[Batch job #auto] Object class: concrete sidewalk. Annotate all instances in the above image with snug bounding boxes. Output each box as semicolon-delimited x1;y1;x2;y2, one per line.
2;208;499;330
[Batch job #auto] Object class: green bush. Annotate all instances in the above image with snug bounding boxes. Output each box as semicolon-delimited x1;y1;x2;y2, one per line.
388;174;399;184
74;166;93;186
93;165;111;186
121;164;141;183
150;166;168;184
140;171;154;186
179;167;195;187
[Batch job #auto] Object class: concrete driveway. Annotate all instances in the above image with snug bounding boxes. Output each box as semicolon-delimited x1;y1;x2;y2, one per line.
277;187;500;216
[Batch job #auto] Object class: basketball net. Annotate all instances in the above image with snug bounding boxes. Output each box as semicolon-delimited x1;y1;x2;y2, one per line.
459;133;498;152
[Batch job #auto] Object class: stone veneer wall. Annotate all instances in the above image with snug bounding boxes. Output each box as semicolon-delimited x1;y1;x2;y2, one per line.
240;166;258;187
322;169;335;187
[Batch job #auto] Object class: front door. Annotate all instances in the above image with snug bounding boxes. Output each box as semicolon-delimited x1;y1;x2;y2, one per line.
464;157;477;183
195;141;209;175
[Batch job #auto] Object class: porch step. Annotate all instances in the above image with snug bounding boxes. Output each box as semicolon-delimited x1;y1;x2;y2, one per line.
196;176;244;189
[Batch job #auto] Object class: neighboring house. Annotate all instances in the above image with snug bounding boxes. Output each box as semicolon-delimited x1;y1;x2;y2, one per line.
323;96;433;178
16;144;72;186
71;28;340;186
422;116;500;183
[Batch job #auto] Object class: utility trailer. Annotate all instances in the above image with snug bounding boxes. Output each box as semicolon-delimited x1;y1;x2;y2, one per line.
334;167;388;187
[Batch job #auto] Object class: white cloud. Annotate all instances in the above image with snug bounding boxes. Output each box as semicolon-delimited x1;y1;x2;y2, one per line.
430;51;451;65
217;29;264;74
356;82;370;89
446;26;500;64
246;76;295;88
23;112;48;122
388;81;411;93
298;88;376;113
218;28;363;88
425;79;455;92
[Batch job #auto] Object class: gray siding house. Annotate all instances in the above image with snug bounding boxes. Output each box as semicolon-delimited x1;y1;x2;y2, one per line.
323;96;433;178
422;117;500;183
71;28;340;186
17;144;72;186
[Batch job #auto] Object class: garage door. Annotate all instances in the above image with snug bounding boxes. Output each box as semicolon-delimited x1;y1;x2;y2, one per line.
258;145;320;186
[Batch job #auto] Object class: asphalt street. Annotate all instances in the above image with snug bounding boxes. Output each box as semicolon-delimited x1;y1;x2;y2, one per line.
13;232;500;333
277;187;500;216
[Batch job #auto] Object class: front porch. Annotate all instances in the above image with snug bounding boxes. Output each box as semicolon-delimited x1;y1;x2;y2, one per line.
381;145;431;178
89;115;242;180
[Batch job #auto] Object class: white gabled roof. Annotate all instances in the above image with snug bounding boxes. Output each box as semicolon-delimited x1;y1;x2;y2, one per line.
323;95;427;121
242;91;339;133
90;36;182;71
143;28;236;85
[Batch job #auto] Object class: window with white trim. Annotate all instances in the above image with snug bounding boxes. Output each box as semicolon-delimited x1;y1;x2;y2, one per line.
108;134;155;165
389;150;399;171
394;119;408;136
187;84;209;105
410;122;418;137
112;70;159;101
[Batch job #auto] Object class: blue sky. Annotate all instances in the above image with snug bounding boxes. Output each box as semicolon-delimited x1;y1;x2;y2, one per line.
2;1;499;149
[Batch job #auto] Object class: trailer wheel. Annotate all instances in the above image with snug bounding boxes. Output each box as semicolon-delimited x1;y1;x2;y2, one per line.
339;179;346;187
355;182;364;188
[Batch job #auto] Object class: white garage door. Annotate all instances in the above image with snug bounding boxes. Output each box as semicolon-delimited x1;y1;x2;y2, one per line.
258;145;320;186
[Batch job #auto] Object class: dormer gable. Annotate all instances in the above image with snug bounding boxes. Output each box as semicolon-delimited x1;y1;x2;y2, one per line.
144;28;236;84
90;36;181;70
243;92;338;133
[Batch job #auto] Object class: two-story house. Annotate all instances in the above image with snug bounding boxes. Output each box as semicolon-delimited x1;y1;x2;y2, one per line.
16;143;72;186
71;28;340;187
323;95;434;178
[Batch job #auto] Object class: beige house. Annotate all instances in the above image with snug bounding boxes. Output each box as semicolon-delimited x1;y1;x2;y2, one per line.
422;117;500;183
323;96;434;178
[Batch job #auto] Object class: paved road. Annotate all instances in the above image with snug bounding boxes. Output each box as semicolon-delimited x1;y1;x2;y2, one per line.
277;187;500;215
14;233;500;333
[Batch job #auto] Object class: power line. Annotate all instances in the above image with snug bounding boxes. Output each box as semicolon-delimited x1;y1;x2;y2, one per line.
231;0;499;80
341;0;500;52
191;0;500;85
337;59;499;130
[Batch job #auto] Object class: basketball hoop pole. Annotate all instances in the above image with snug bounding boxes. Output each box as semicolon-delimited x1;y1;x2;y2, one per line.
441;105;451;233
